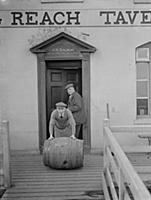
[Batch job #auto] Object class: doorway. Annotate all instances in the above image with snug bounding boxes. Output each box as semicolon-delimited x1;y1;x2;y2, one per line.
46;60;82;139
30;32;96;152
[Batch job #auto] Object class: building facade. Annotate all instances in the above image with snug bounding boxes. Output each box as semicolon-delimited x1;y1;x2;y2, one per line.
1;0;151;151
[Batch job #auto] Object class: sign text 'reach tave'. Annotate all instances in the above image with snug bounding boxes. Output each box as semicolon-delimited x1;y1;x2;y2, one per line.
1;10;151;27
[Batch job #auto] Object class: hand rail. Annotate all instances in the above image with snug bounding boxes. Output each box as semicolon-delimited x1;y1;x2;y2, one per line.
102;119;151;200
0;121;11;188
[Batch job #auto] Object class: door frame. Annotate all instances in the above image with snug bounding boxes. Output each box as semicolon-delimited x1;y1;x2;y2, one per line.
37;56;91;152
30;32;96;153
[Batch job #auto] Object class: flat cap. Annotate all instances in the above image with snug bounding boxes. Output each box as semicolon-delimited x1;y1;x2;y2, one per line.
65;83;74;90
55;102;67;107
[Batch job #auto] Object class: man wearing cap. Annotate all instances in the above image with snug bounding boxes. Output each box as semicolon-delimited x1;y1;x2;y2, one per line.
65;83;86;139
48;102;76;140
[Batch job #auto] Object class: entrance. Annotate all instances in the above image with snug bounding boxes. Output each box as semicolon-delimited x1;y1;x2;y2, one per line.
30;32;96;152
46;60;82;139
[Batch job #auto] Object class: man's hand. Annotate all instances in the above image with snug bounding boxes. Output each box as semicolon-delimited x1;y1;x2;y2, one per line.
70;135;76;139
48;135;54;140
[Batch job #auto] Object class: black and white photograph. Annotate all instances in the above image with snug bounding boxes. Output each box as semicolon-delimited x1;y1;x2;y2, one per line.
0;0;151;199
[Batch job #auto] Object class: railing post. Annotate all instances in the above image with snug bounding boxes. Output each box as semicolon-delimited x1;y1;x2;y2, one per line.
103;119;110;170
2;121;11;188
118;168;125;200
103;118;110;128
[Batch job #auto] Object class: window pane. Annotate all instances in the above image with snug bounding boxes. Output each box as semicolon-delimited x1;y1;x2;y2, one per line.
136;48;149;60
136;62;149;79
137;99;148;115
137;81;148;97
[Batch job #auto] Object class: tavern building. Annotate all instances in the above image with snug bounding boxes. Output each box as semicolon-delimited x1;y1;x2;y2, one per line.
0;0;151;152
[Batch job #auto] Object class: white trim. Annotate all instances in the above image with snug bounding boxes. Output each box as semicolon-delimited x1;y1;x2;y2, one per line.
136;79;148;81
136;97;148;99
41;0;84;3
134;0;151;3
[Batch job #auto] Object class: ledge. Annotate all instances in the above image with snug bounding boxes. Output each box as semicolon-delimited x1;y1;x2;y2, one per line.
41;0;84;3
134;0;151;3
134;118;151;125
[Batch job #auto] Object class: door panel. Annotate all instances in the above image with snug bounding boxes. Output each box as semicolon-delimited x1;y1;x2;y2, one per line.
51;86;62;108
46;70;64;115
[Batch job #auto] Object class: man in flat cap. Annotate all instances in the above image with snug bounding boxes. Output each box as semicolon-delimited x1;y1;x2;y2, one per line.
48;102;76;140
65;83;86;139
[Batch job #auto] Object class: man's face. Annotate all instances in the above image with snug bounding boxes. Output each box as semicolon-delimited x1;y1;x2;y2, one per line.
57;107;65;114
67;87;75;95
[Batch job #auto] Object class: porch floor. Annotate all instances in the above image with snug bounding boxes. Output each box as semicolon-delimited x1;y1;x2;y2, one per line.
1;150;104;200
1;150;151;200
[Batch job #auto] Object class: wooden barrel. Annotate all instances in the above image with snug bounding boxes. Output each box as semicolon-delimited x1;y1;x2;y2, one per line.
43;137;84;169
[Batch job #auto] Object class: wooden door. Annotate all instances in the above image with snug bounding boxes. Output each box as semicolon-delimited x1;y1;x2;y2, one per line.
46;65;82;138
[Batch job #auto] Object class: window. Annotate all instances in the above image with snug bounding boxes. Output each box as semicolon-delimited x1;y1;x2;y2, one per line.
136;47;150;117
41;0;84;3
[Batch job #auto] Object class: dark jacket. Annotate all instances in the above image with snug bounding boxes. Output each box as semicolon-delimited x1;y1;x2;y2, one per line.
68;92;86;125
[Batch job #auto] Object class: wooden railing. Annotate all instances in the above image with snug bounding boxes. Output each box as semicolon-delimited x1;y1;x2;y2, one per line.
102;119;151;200
0;121;11;188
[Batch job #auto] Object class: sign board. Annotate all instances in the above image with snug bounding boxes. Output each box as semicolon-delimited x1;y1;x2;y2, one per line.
0;9;151;27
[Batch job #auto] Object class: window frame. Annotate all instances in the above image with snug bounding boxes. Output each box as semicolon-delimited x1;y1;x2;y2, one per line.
136;47;151;118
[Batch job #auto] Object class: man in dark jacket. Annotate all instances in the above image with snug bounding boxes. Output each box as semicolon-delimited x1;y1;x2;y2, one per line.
65;83;85;139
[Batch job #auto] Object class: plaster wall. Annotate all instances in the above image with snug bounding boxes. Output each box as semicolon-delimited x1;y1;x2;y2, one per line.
1;0;151;149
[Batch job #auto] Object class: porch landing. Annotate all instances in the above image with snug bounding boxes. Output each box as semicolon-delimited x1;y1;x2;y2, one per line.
1;150;104;200
1;149;151;200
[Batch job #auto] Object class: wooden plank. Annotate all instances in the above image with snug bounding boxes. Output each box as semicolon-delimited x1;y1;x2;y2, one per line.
135;166;151;173
9;184;101;189
4;188;102;194
102;171;111;200
110;125;151;133
106;168;118;200
106;147;119;185
138;174;151;181
12;174;102;178
2;190;104;199
2;121;11;188
14;181;102;187
2;195;104;200
4;183;101;189
123;145;151;153
124;189;131;200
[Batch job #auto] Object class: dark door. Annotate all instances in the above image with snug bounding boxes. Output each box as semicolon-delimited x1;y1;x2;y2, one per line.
46;60;82;138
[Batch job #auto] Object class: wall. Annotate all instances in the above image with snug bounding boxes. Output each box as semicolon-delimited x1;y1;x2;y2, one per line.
0;28;39;150
1;0;151;150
